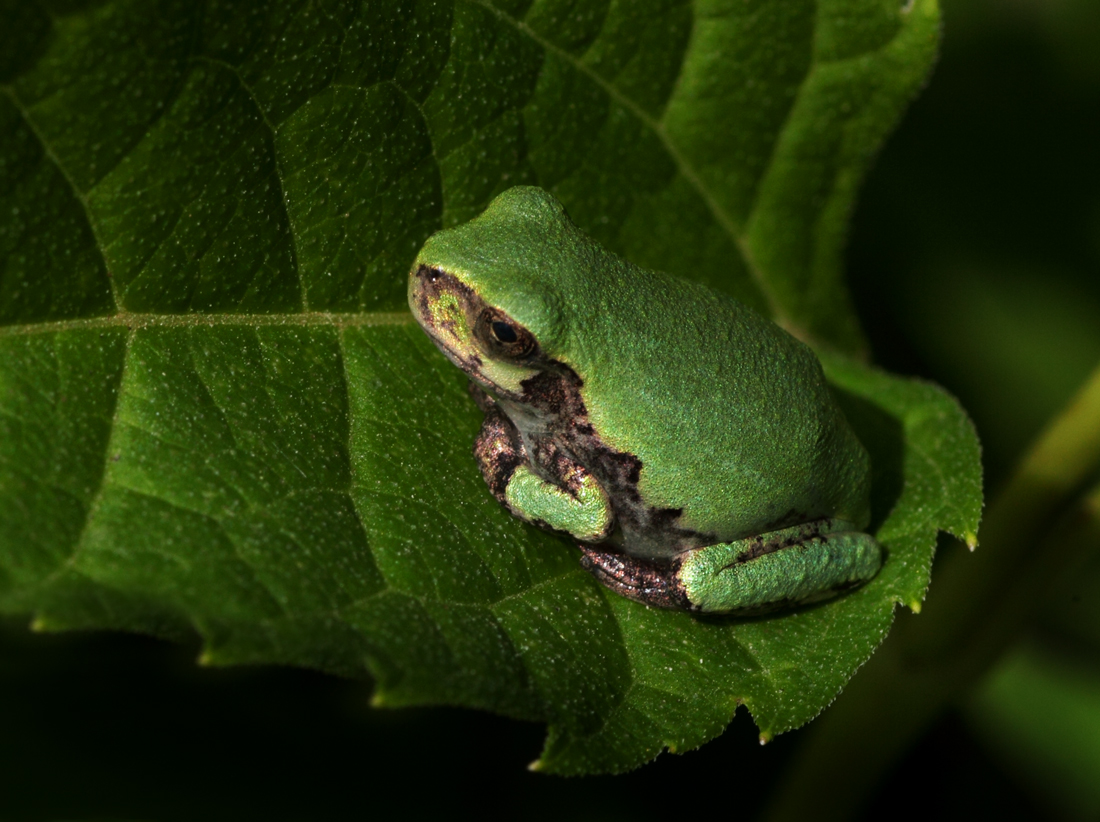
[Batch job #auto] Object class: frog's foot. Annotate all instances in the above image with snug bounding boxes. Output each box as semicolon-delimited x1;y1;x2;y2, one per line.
476;405;614;542
506;463;613;542
473;403;526;500
579;546;692;611
677;519;882;613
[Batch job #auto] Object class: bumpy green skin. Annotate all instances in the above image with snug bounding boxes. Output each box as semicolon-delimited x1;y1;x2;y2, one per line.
677;520;882;612
409;187;881;613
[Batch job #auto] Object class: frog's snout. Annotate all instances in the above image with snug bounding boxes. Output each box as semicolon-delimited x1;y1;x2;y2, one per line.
409;265;480;363
407;264;437;322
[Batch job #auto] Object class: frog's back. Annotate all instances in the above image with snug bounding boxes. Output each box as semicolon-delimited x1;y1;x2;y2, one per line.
568;259;871;556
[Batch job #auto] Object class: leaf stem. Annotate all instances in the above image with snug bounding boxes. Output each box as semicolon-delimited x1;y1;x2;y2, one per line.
762;359;1100;822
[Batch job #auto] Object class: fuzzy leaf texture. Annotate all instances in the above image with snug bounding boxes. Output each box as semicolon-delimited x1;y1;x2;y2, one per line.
0;0;980;773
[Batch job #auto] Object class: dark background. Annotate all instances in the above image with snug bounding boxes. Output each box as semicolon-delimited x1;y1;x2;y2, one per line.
3;0;1098;818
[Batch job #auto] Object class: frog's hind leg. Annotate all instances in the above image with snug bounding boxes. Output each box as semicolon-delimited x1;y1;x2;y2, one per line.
579;547;693;610
581;520;882;613
678;519;882;614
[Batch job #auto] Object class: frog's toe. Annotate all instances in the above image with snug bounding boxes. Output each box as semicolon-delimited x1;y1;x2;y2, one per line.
579;546;693;611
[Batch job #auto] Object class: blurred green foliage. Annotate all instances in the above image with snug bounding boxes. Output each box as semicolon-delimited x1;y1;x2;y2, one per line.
851;0;1100;482
849;0;1100;817
970;641;1100;821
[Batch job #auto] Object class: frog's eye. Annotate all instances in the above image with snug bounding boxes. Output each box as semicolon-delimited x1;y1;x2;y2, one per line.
475;309;537;360
491;321;517;342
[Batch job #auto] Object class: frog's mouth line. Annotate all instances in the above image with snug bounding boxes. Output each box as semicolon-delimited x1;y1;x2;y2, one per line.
426;331;522;403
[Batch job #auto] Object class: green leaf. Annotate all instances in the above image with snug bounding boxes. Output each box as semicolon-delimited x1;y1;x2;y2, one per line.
0;0;977;774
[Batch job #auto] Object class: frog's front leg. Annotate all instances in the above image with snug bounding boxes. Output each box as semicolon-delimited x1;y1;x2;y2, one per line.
581;519;881;613
472;388;614;543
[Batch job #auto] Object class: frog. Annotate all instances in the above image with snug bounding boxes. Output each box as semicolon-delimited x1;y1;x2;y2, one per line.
407;186;882;613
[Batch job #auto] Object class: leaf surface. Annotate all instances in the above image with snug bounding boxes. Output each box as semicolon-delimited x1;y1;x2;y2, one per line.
0;0;978;773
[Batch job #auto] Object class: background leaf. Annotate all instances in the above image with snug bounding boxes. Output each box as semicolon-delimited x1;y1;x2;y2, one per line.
0;0;977;774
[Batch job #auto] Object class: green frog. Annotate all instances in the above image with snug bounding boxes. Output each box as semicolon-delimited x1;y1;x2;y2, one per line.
408;187;881;613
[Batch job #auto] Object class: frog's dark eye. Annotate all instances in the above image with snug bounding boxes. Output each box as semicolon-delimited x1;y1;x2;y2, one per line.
475;309;537;360
491;321;518;343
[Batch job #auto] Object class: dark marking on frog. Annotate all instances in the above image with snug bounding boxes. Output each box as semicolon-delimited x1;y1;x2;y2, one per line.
583;517;859;613
579;546;692;611
512;365;711;556
473;401;526;499
760;507;816;534
580;542;861;614
468;381;497;414
729;518;831;566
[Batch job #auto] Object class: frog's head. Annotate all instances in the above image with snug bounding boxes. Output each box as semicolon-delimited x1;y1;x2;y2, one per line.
409;187;589;399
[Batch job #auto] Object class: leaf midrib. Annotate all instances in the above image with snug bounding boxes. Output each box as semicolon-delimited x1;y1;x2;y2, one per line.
0;311;414;338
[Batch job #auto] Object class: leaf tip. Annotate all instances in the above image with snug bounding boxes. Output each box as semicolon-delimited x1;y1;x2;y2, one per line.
908;599;923;614
527;759;545;772
758;731;772;746
964;531;979;551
